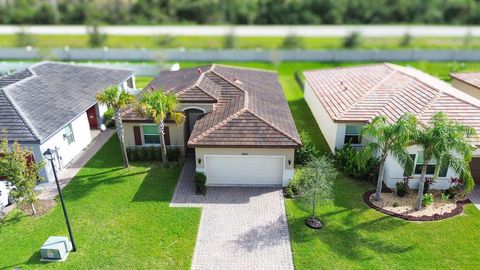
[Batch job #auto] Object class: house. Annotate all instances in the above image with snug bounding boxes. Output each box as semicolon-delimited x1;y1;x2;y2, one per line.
303;63;480;189
450;72;480;101
122;64;301;186
0;62;135;183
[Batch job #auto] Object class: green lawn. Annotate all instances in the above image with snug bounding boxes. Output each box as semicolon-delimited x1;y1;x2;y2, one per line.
2;34;480;50
2;60;480;269
180;61;480;269
0;138;201;269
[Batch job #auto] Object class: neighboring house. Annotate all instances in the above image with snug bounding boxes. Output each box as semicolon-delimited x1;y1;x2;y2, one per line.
303;63;480;189
0;62;135;183
450;72;480;101
122;64;301;186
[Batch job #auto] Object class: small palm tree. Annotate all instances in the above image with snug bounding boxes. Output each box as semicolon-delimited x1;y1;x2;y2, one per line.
96;85;134;168
137;90;185;164
361;113;417;201
414;112;477;210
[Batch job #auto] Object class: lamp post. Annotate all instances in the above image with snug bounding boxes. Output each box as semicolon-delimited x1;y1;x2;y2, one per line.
43;148;77;252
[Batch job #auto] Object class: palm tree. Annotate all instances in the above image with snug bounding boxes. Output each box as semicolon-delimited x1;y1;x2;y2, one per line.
414;112;477;210
96;85;134;168
137;90;185;164
361;113;418;201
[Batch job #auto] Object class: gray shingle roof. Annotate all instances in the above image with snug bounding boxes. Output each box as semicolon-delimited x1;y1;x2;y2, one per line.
0;62;133;143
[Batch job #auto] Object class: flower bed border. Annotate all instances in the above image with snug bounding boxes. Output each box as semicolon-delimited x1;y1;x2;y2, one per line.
362;190;471;221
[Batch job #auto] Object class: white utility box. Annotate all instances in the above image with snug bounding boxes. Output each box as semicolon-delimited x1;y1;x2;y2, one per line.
40;236;73;262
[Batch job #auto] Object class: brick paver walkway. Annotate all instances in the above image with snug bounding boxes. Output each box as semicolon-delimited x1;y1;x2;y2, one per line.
171;159;294;270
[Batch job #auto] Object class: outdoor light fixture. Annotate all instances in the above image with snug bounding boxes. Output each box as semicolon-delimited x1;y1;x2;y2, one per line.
198;158;201;164
42;148;77;257
288;160;292;165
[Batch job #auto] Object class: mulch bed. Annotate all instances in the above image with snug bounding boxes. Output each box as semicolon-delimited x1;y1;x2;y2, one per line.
362;190;471;221
18;199;57;216
305;217;323;229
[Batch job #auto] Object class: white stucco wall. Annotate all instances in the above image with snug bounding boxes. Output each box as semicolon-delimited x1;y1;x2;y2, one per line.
304;82;338;153
451;79;480;101
39;112;92;182
195;147;295;187
383;145;459;190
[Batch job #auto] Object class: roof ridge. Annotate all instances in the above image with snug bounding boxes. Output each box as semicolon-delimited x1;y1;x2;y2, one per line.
210;69;249;108
0;88;40;141
188;108;246;144
213;63;277;73
338;68;398;118
244;109;301;145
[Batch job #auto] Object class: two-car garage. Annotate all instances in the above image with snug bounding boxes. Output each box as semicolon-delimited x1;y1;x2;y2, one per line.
195;148;295;187
205;155;285;186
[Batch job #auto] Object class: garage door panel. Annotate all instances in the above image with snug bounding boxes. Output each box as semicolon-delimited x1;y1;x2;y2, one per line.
205;155;283;186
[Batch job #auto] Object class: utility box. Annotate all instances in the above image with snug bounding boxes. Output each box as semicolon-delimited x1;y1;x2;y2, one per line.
40;236;72;262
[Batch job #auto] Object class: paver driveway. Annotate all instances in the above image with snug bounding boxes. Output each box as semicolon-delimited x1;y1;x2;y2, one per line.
171;160;294;270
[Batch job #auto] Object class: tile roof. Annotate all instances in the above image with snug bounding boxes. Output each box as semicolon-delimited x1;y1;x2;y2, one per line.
137;64;301;148
450;72;480;89
0;62;133;143
304;63;480;145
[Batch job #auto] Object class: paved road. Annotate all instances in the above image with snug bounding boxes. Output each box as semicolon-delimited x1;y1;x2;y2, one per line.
0;25;479;37
171;160;294;270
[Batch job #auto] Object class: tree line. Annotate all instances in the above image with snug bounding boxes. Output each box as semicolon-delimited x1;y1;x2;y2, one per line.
2;0;480;25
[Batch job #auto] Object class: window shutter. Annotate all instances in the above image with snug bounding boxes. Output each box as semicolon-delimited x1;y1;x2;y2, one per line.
164;126;171;146
133;126;142;145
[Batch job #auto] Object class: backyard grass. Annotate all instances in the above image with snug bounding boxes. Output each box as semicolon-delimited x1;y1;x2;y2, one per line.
0;137;201;269
2;34;480;50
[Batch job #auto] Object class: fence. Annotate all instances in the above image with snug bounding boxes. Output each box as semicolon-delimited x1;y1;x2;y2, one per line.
1;48;480;62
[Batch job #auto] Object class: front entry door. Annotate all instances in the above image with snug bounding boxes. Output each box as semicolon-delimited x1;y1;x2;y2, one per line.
185;109;204;155
86;106;98;129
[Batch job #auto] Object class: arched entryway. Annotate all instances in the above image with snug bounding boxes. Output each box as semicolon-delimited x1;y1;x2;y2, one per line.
184;108;205;156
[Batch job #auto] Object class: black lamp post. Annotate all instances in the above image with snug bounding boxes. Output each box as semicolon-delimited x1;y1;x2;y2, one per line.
43;148;77;252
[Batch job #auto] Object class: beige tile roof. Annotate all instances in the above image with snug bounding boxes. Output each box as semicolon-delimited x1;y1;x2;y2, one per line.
450;72;480;89
304;63;480;145
130;64;301;148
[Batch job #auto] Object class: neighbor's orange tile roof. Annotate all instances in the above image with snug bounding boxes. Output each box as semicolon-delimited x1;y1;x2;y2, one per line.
304;63;480;145
450;72;480;89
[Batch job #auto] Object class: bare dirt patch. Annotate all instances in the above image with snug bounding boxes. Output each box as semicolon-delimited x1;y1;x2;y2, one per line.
18;199;57;216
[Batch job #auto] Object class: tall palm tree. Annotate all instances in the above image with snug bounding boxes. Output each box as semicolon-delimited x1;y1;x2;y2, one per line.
137;90;185;164
96;85;134;168
361;113;417;201
414;112;477;210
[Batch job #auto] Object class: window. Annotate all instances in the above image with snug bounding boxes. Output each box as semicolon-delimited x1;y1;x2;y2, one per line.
127;77;134;88
142;125;160;144
63;124;75;145
405;152;448;177
344;125;362;144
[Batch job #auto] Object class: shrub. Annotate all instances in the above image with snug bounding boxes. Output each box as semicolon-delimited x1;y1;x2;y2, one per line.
103;107;115;128
444;185;462;200
126;146;162;162
335;144;379;182
87;23;107;47
195;172;207;195
281;34;304;49
423;177;436;194
395;177;410;197
422;193;434;207
167;147;181;162
285;169;302;198
156;35;176;47
441;192;451;201
295;131;319;165
343;31;361;48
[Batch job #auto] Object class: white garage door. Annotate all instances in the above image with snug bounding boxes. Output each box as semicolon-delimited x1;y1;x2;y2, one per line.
205;155;284;186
